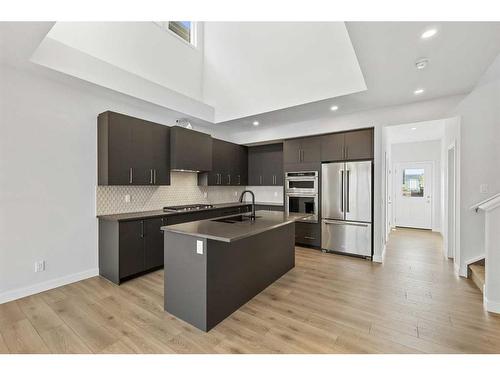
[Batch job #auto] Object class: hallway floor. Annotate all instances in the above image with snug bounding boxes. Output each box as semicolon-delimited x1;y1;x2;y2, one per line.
1;228;500;353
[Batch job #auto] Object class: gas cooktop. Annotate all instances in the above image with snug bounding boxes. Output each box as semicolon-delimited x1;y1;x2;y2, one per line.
163;204;214;212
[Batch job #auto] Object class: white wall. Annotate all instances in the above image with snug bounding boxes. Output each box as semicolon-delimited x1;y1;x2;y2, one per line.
46;22;205;102
203;22;366;122
449;53;500;276
0;62;215;303
391;140;442;232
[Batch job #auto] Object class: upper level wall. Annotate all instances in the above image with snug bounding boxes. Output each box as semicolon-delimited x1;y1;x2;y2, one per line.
450;53;500;270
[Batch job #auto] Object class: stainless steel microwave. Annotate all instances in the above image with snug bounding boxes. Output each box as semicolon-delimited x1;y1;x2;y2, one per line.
285;171;318;195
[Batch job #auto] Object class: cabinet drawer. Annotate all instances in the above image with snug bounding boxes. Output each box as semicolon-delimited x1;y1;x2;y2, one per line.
294;222;321;247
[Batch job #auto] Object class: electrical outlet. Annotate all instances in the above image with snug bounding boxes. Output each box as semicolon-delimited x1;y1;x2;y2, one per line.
203;192;208;198
274;191;278;197
34;260;45;272
124;194;131;203
196;240;204;255
480;184;489;194
234;191;238;197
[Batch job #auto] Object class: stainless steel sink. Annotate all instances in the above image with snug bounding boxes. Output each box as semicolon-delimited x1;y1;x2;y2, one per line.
211;215;260;224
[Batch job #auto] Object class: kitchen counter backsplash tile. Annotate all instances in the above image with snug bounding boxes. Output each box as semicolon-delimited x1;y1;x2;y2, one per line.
96;172;245;216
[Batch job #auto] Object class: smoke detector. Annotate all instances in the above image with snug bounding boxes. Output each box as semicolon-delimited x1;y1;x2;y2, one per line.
176;119;192;129
415;58;429;70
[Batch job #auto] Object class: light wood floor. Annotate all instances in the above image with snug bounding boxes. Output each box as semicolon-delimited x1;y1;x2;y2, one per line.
1;228;500;354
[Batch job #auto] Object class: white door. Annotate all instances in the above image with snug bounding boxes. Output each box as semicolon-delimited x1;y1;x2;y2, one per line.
394;162;433;229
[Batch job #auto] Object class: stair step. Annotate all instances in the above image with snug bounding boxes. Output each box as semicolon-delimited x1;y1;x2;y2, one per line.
469;264;485;293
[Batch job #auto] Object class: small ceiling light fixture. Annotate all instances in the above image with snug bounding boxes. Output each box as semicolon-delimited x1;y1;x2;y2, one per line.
415;58;429;70
411;127;417;130
330;105;339;111
414;88;425;95
252;121;259;126
421;28;437;39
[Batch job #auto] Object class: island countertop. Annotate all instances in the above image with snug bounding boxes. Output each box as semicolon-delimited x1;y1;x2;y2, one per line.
162;210;309;243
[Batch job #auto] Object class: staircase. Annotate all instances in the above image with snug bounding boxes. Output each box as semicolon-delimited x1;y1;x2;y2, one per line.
468;260;485;293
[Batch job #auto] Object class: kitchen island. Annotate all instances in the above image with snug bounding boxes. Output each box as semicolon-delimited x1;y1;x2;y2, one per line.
161;210;307;331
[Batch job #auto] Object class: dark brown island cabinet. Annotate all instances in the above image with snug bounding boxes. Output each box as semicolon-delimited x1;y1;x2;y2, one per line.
247;143;284;186
98;204;251;284
98;111;171;186
198;138;248;186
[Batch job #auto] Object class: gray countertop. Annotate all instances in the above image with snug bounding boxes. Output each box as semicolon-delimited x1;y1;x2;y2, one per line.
97;202;251;221
162;210;309;243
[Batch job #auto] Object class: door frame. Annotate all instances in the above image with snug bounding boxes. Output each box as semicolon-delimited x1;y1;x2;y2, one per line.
393;160;435;230
446;142;457;259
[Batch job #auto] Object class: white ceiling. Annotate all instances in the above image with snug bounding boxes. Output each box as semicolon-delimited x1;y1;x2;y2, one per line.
215;22;500;131
385;119;445;145
203;22;366;122
2;21;500;136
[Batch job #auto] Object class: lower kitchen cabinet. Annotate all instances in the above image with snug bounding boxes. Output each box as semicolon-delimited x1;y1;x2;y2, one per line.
295;222;321;247
99;205;251;284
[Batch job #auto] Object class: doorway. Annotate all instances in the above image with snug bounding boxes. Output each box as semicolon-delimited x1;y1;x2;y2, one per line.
394;161;433;229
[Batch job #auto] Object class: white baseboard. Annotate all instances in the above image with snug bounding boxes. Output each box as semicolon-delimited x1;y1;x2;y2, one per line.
484;296;500;314
0;268;99;304
373;244;386;263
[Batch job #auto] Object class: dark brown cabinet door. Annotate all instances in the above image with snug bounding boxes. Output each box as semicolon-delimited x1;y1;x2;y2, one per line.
119;220;145;278
235;146;248;186
101;112;135;186
283;139;302;164
170;126;212;172
144;218;164;270
149;124;170;185
345;129;373;160
321;133;345;162
300;136;322;163
248;147;264;185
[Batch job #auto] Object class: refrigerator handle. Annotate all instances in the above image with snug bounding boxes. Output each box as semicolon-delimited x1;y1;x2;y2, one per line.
340;170;344;212
346;170;350;213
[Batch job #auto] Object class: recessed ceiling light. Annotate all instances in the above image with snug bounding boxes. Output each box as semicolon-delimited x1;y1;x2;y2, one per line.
421;28;437;39
252;121;259;126
411;127;417;130
414;88;425;95
330;105;339;111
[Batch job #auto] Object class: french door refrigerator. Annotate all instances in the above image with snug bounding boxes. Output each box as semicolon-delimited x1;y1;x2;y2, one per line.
321;161;372;257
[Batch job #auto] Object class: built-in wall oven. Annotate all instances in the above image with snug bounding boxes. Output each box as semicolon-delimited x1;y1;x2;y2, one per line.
285;171;319;223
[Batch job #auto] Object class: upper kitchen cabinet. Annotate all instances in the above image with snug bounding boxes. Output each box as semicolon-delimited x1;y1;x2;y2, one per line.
248;143;283;186
321;128;374;162
198;138;248;186
320;132;345;162
283;136;321;171
98;111;170;186
344;128;374;160
170;126;212;172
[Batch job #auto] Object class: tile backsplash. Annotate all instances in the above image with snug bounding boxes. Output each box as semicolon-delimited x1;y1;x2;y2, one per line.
96;172;285;216
96;172;245;215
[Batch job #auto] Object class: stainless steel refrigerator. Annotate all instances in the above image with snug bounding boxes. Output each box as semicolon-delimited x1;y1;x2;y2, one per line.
321;161;372;257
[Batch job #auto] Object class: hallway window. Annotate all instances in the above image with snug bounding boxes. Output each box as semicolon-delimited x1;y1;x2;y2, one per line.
402;168;424;197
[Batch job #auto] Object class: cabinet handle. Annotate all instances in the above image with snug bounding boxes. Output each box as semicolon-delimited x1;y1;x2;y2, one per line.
345;147;348;159
129;168;133;184
298;149;301;162
237;175;240;185
150;169;153;184
228;174;231;185
304;236;316;240
259;175;263;185
140;221;144;238
153;169;157;184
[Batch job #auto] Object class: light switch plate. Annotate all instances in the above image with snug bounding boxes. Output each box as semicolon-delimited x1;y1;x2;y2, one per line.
480;184;489;194
124;194;131;203
196;240;204;255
